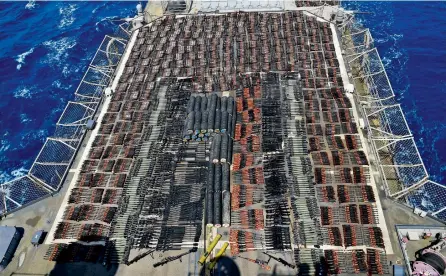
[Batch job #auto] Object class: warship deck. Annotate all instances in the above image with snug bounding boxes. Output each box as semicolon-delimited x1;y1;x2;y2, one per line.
47;6;393;275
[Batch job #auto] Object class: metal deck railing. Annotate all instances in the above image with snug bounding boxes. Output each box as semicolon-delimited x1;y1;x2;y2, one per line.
340;15;446;222
0;22;132;216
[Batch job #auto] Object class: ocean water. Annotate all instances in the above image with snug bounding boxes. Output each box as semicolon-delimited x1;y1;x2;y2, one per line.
0;2;445;186
0;1;137;184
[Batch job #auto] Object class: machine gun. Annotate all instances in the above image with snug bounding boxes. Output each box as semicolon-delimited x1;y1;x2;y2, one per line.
153;248;197;267
236;255;271;270
126;249;155;265
262;252;296;269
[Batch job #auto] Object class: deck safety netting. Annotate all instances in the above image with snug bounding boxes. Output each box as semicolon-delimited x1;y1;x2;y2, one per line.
343;14;446;222
30;163;69;191
1;176;50;209
0;193;5;214
29;139;76;190
53;126;84;144
115;22;132;41
383;105;411;136
364;104;427;194
90;35;127;68
408;181;446;213
434;208;446;221
58;102;96;126
346;28;372;54
5;198;20;213
0;22;131;215
366;105;410;136
352;49;396;102
75;68;111;100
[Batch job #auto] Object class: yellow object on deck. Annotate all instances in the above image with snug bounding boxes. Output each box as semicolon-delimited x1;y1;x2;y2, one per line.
198;234;222;265
208;242;229;269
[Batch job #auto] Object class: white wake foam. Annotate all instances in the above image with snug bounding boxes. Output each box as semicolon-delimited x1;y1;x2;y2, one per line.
25;0;36;10
52;80;72;90
19;129;48;149
11;167;28;178
92;2;107;14
59;4;78;29
20;113;32;124
0;139;10;154
42;37;77;67
62;64;81;77
15;47;34;70
0;172;12;185
13;85;37;99
0;167;29;185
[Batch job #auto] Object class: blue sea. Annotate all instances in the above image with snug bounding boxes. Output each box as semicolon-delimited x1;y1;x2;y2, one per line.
0;1;445;186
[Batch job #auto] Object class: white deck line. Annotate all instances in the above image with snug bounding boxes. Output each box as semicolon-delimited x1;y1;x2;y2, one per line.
45;29;140;245
330;24;350;87
331;23;394;255
346;91;394;255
